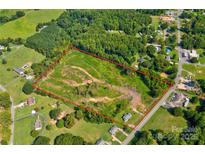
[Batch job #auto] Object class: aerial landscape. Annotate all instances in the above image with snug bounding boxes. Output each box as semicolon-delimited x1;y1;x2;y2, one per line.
0;9;205;145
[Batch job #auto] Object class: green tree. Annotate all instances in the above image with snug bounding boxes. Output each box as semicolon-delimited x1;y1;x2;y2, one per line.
75;110;83;120
2;58;7;64
33;136;50;145
49;108;61;120
30;130;40;138
56;119;64;128
54;133;86;145
172;107;184;117
64;114;75;128
22;81;33;95
190;96;199;104
0;92;11;109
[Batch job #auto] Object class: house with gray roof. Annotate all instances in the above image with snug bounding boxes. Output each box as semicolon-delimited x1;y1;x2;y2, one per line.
13;67;24;76
122;113;132;122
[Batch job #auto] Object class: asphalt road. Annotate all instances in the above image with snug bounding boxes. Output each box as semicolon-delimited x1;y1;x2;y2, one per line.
122;10;183;145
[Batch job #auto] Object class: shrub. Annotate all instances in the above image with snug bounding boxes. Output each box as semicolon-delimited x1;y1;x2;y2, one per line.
22;81;33;95
2;58;7;64
75;110;83;120
1;140;8;145
46;125;52;131
30;130;40;138
190;96;199;104
49;108;61;120
172;107;184;117
54;133;86;145
64;114;75;128
33;136;50;145
56;119;64;128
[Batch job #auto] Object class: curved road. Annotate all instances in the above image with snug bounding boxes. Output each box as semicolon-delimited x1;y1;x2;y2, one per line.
122;10;183;145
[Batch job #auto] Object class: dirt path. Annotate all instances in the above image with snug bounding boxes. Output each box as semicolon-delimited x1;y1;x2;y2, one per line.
70;66;145;112
77;96;115;103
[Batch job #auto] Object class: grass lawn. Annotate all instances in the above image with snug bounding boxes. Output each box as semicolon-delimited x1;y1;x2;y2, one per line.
183;64;205;80
151;16;160;29
0;9;64;39
0;10;28;17
14;94;112;144
0;45;45;103
197;49;205;64
142;107;187;132
115;131;127;142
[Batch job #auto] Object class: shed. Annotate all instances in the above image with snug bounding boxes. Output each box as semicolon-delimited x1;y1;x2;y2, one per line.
122;113;132;122
27;97;36;106
13;67;24;76
109;126;118;135
35;116;42;131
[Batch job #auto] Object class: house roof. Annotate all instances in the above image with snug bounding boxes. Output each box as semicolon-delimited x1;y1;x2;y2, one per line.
13;67;24;74
35;116;42;129
122;113;132;122
27;97;35;105
109;126;118;135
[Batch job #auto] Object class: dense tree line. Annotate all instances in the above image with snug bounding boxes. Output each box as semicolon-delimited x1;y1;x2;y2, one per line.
25;24;69;58
181;11;205;49
0;92;11;109
54;133;86;145
0;11;25;24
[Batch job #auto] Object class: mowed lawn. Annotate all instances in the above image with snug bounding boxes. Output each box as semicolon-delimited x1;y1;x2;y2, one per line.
183;64;205;80
0;9;64;39
14;94;112;144
142;107;187;132
151;16;160;29
0;45;45;103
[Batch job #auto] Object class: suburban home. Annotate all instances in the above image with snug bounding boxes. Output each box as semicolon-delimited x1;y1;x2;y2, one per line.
160;16;174;22
13;67;25;76
35;115;42;131
27;97;36;106
122;113;132;122
109;126;118;135
164;92;190;108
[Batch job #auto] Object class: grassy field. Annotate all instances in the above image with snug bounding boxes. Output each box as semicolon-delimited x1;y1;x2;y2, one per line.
183;64;205;80
0;10;25;17
37;50;153;125
0;45;45;103
0;9;64;39
151;16;160;29
142;107;187;132
14;94;112;144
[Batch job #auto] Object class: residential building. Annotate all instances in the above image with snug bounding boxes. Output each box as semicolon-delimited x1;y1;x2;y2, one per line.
35;115;42;131
109;126;118;135
13;67;24;76
27;97;36;106
122;113;132;122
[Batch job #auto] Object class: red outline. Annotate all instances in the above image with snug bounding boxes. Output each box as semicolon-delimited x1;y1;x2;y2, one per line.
32;45;173;129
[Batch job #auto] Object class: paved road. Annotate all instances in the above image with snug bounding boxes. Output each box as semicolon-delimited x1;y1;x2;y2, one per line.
122;10;184;145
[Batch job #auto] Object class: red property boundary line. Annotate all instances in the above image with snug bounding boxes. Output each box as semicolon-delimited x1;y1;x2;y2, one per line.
32;45;173;129
71;46;173;86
